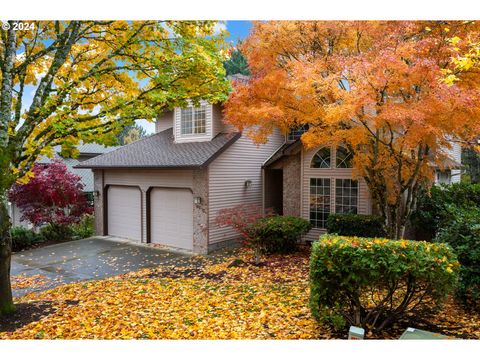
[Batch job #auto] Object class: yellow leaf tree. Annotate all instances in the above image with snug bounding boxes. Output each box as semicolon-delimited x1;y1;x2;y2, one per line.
224;21;480;240
0;20;230;314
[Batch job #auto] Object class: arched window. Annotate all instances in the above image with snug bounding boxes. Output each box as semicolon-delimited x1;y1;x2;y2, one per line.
311;147;331;168
336;147;353;168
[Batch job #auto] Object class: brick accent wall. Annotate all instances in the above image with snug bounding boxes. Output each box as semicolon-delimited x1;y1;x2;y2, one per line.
93;169;104;235
193;169;209;254
283;153;301;217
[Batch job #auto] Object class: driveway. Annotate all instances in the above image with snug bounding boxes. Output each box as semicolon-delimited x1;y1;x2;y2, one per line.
11;237;189;297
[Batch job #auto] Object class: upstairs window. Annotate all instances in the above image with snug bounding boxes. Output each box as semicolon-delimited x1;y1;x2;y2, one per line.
287;124;309;142
311;147;331;168
336;147;353;168
181;106;206;135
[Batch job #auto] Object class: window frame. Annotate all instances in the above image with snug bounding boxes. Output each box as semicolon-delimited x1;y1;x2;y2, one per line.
334;178;359;215
309;177;360;229
335;146;354;168
311;147;332;169
287;124;309;142
180;105;207;136
309;177;331;229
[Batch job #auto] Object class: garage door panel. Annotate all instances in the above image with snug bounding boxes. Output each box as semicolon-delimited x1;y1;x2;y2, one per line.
150;188;193;250
107;186;141;241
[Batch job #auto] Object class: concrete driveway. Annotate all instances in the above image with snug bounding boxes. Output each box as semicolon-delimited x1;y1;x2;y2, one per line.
11;237;189;297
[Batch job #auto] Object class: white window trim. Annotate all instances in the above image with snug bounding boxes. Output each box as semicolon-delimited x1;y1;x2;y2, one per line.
309;176;360;229
174;102;213;143
180;106;207;136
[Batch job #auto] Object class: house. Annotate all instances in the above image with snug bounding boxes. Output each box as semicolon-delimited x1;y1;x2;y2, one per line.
76;99;462;254
9;143;118;228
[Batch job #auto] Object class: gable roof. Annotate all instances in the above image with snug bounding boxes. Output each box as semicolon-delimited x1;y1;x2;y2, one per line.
263;140;302;168
75;128;241;169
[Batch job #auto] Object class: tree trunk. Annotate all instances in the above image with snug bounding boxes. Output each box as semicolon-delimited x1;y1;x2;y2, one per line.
0;195;14;315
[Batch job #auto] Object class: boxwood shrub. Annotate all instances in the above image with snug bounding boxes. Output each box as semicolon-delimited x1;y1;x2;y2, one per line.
309;234;459;333
247;216;311;254
326;213;385;238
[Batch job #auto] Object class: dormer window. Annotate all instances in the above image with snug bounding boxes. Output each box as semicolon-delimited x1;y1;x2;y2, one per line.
181;106;206;135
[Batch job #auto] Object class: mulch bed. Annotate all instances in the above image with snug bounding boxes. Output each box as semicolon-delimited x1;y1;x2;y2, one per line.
0;301;58;332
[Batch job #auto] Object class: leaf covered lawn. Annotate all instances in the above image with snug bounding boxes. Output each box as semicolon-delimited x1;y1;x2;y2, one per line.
2;247;479;339
1;249;330;339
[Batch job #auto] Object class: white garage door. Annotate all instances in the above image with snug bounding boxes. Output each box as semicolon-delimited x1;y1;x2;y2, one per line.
150;188;193;250
107;186;141;241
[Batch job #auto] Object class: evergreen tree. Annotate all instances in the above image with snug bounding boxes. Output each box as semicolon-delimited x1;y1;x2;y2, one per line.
224;49;250;76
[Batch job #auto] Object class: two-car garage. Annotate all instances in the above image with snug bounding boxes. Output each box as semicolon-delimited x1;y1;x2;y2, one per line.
106;185;193;250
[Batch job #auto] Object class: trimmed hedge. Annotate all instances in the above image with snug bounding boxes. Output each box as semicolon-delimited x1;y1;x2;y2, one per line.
309;234;459;332
326;213;385;238
11;227;45;252
247;216;311;254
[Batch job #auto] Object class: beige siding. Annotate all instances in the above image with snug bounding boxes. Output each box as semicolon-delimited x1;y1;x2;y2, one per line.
174;101;214;143
155;111;174;133
208;129;285;245
301;146;372;242
9;203;34;229
436;141;462;184
211;103;224;138
103;169;193;243
450;142;462;183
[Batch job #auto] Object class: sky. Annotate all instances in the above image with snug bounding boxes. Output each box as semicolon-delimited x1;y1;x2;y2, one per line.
138;20;252;134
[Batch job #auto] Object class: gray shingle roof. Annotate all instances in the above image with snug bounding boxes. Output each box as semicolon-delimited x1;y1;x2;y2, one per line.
75;128;241;169
47;142;119;155
37;143;118;192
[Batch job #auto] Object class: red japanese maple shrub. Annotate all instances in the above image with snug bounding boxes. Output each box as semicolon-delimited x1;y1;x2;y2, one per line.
215;204;274;263
8;159;93;228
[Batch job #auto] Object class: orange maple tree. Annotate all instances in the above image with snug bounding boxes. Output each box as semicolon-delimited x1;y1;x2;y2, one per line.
224;21;480;239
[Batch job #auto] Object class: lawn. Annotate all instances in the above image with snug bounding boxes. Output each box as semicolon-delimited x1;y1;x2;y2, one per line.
1;247;479;340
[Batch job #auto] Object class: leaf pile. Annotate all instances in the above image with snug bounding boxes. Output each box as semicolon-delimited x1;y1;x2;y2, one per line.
2;248;479;339
11;274;49;290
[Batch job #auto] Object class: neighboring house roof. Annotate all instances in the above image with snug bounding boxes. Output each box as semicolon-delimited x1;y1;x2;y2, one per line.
38;143;119;192
72;143;118;155
431;157;462;170
227;74;250;83
75;128;241;169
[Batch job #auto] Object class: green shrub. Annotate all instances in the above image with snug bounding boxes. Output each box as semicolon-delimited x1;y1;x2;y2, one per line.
309;234;459;333
411;183;480;240
11;226;44;252
247;216;311;255
435;208;480;307
326;213;385;238
70;214;95;239
39;223;73;242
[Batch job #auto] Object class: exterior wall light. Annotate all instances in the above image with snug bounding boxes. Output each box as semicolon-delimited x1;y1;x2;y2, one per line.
244;180;252;188
194;196;202;205
94;190;100;197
